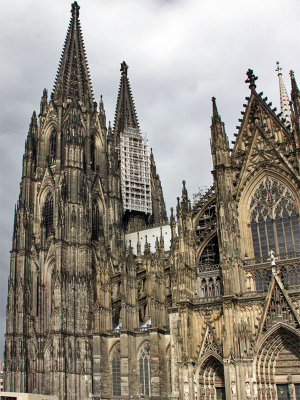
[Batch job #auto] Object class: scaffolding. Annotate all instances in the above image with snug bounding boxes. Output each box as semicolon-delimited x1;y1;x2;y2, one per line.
120;127;152;215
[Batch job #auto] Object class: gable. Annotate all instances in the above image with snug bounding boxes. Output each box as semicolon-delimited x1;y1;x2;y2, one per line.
232;92;299;194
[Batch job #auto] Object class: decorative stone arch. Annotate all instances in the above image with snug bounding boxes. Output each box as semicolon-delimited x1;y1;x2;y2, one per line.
193;195;216;227
238;169;300;260
92;196;105;240
254;323;300;399
193;196;219;268
37;182;55;239
197;353;225;400
43;255;56;329
27;339;38;393
166;342;172;394
137;340;151;396
109;341;121;396
42;120;58;164
90;128;103;171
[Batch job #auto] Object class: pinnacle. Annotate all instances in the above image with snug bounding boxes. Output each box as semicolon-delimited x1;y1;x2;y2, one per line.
211;97;221;123
121;61;128;76
290;70;299;96
276;63;292;127
245;68;258;90
71;2;80;16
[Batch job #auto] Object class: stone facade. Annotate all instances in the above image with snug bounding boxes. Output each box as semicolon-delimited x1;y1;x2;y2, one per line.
4;2;300;400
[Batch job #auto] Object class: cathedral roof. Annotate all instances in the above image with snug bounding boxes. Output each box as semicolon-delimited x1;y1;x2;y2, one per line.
113;61;140;135
52;2;94;108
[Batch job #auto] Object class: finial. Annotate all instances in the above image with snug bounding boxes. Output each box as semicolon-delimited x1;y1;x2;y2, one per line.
211;96;221;122
71;1;80;16
276;61;282;76
120;61;128;76
245;69;258;90
290;69;299;92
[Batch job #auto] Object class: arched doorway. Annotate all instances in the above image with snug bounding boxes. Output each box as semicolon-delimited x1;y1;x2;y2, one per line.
198;355;225;400
255;325;300;399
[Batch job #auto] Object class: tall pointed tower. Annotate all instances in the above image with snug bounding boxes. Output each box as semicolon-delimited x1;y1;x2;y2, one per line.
112;62;167;231
4;3;106;399
276;61;292;127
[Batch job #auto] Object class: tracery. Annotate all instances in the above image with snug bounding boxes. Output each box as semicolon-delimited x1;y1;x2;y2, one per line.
111;343;121;396
139;342;151;396
250;177;300;259
43;192;54;237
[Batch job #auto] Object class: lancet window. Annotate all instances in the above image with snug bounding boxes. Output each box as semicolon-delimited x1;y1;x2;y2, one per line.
92;201;103;240
90;135;95;171
49;130;57;164
111;343;121;396
250;177;300;259
139;342;151;396
43;192;54;237
199;236;219;265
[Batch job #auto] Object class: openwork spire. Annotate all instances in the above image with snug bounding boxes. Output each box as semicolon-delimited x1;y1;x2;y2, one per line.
113;61;139;136
276;62;292;127
52;1;94;108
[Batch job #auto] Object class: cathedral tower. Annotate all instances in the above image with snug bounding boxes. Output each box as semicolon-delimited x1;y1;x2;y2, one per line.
4;3;105;399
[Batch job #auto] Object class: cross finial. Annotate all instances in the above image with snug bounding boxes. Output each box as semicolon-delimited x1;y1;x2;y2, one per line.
120;61;128;76
245;69;258;90
71;2;80;16
276;61;282;76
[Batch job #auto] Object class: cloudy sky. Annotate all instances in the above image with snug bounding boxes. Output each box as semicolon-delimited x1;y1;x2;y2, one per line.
0;0;299;356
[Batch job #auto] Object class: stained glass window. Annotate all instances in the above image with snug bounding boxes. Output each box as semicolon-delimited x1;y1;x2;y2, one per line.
139;342;150;396
111;344;121;396
50;131;57;164
43;192;54;237
92;201;103;240
250;177;299;258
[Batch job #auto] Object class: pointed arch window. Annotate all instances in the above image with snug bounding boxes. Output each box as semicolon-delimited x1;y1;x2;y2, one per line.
199;236;219;265
111;343;121;396
90;135;95;171
139;342;151;396
50;130;57;164
43;192;54;237
92;201;103;240
250;177;300;259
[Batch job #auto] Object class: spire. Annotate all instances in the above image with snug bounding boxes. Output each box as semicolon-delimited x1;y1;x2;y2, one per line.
290;70;300;116
276;62;292;127
40;88;48;116
211;96;221;124
99;95;106;127
290;69;299;99
52;2;94;108
210;97;230;167
113;61;139;136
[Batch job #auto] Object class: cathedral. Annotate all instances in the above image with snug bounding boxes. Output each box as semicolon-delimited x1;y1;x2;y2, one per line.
4;2;300;400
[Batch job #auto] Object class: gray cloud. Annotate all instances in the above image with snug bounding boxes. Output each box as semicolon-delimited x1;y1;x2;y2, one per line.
0;0;299;356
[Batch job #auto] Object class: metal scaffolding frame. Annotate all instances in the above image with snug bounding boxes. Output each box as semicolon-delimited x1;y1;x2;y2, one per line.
120;128;152;214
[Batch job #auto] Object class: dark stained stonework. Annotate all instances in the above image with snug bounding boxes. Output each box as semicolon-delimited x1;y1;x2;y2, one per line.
4;2;300;400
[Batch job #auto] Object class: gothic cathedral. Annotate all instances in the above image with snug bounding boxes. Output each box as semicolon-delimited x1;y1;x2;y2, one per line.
4;2;300;400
